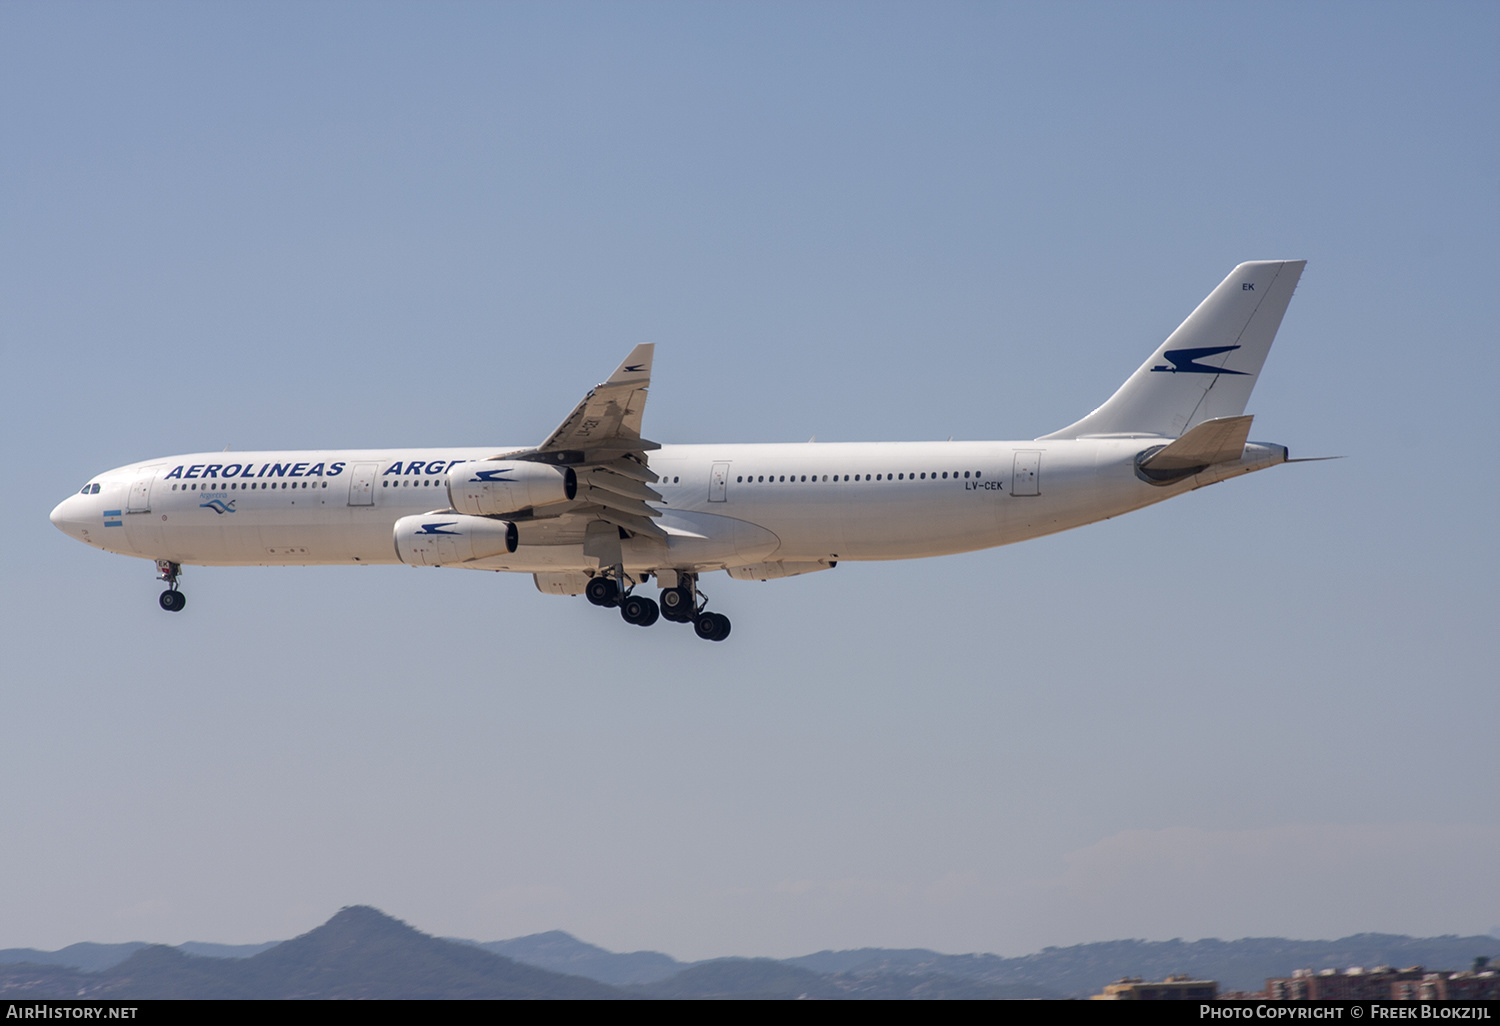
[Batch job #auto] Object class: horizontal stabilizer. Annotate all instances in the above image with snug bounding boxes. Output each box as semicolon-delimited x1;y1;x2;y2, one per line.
1138;415;1253;472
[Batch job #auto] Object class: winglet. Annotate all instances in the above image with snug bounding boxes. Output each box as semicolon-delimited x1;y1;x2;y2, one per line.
604;343;653;388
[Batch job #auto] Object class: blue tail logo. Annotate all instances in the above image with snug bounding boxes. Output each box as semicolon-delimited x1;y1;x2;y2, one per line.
417;521;460;535
470;469;515;483
1151;345;1249;375
199;499;237;515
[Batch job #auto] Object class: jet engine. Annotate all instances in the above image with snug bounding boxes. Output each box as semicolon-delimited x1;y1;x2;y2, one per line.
447;461;576;516
393;514;518;566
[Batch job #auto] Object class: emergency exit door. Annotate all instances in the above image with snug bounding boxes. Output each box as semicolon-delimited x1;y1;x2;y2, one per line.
709;462;730;501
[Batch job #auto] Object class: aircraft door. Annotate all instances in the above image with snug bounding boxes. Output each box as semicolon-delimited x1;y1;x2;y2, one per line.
347;462;379;506
1011;452;1041;496
709;462;730;502
126;466;160;513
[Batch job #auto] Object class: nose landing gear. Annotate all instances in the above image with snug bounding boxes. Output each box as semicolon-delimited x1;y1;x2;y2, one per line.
156;560;186;612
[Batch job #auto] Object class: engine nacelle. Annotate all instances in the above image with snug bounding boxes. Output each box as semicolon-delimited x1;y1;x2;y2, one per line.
447;461;576;516
393;514;518;566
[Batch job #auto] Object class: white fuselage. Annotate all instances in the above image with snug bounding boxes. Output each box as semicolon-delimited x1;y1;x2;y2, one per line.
49;439;1286;575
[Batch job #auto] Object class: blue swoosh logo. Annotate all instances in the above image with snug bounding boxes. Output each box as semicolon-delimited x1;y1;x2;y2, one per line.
1150;345;1248;375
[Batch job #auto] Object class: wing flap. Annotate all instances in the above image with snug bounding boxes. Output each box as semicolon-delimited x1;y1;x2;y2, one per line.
588;456;658;484
580;468;663;504
578;487;659;520
573;503;667;539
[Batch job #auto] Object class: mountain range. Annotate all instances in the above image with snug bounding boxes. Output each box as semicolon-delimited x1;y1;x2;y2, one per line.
1;907;1494;999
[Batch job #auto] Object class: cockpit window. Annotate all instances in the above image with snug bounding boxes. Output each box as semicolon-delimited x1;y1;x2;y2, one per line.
91;483;101;494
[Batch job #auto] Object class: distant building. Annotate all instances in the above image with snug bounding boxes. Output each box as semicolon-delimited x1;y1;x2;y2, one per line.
1092;975;1218;1000
1403;971;1500;1001
1266;966;1500;1001
1268;966;1424;1001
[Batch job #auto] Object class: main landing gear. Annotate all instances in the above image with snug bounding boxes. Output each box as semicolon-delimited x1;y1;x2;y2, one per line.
586;570;730;640
156;560;186;612
586;571;662;628
661;579;731;641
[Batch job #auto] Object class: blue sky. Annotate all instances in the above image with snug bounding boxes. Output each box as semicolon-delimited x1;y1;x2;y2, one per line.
2;1;1495;957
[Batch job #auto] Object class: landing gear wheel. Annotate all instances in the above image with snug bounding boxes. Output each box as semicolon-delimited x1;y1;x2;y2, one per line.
660;586;692;622
694;612;731;641
620;595;659;627
585;577;621;607
159;590;186;612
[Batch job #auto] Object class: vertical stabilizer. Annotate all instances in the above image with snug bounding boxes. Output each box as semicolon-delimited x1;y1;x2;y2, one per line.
1040;260;1304;439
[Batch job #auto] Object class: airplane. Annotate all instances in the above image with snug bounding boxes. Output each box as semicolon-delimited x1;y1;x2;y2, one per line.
50;260;1306;641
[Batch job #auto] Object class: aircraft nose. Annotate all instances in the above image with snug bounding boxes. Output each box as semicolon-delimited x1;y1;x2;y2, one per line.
50;494;89;539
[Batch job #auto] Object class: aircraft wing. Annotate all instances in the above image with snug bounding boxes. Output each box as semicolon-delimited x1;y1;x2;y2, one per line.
536;343;657;456
491;343;666;540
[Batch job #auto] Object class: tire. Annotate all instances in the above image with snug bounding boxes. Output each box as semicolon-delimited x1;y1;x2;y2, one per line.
638;598;660;627
585;577;620;607
620;595;649;625
660;587;691;621
694;613;722;640
159;590;186;612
